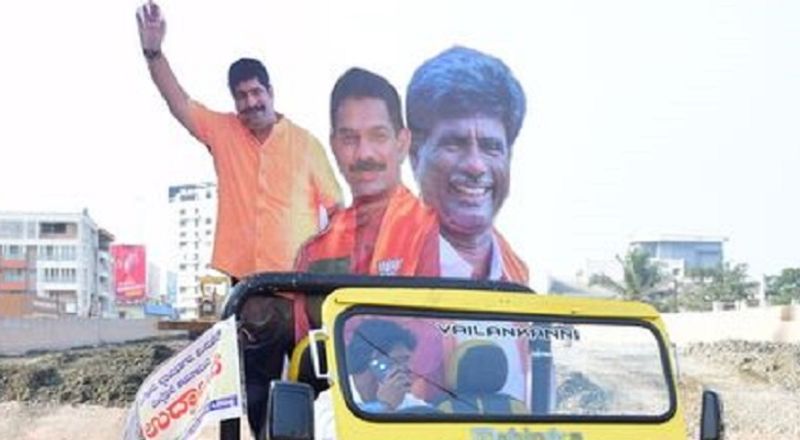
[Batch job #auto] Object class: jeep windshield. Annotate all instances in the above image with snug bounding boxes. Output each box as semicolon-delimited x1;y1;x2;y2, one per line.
335;308;675;422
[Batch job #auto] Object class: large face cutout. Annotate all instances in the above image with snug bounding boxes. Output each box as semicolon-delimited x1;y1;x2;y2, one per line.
414;116;510;240
331;97;409;198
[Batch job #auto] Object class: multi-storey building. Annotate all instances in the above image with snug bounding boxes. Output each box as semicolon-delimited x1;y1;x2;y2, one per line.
0;210;115;318
168;183;222;318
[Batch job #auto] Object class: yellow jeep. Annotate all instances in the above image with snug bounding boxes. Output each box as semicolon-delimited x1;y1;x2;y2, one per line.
224;274;724;440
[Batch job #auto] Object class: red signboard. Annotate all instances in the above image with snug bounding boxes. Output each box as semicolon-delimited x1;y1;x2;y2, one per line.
112;245;147;304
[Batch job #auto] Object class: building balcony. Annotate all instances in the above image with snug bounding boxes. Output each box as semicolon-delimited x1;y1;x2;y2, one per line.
39;280;79;290
39;222;79;239
98;228;115;251
0;281;29;292
0;258;29;269
97;256;111;269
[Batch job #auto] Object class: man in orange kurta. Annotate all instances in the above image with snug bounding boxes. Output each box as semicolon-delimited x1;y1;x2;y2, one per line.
137;3;342;280
137;4;342;436
190;101;342;278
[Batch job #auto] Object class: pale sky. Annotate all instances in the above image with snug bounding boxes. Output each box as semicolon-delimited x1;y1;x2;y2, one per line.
1;0;798;282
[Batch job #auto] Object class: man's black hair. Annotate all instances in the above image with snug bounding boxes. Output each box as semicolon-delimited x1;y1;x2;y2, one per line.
228;58;270;95
330;67;404;133
346;319;417;375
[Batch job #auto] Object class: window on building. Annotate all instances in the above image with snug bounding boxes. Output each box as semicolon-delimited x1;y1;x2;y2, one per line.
205;218;212;225
206;191;212;199
26;222;37;239
3;269;25;282
8;245;21;258
40;222;68;234
0;220;24;239
41;268;76;283
64;246;76;260
61;268;72;282
39;245;54;260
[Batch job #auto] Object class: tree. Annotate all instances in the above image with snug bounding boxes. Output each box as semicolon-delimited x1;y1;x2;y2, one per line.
765;268;800;305
589;248;674;311
681;262;759;311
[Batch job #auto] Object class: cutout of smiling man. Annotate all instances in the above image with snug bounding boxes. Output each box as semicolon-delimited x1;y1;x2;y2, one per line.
407;46;529;283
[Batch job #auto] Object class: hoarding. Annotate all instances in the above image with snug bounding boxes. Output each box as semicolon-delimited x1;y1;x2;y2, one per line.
112;244;147;304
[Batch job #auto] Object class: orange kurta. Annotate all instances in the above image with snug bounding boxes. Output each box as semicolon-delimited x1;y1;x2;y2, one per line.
291;186;436;340
189;102;342;278
294;185;437;276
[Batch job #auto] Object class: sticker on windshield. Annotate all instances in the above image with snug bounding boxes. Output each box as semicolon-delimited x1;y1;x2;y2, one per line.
436;322;580;342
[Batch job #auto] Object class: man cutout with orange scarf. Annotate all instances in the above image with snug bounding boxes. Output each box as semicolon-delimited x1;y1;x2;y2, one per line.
407;46;529;285
295;68;436;278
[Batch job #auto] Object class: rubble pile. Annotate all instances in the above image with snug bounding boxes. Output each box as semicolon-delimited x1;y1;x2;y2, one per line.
0;340;187;406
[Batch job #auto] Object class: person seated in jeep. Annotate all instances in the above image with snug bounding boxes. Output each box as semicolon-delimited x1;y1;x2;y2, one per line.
315;319;428;439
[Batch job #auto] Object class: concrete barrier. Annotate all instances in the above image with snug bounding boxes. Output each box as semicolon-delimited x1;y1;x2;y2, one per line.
0;318;183;356
3;306;797;355
662;305;800;346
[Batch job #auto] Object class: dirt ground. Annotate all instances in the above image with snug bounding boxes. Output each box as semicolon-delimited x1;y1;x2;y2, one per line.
0;339;248;440
678;341;800;439
1;339;798;439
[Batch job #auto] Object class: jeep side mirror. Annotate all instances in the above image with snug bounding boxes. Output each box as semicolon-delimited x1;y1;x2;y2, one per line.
266;380;314;440
699;389;725;440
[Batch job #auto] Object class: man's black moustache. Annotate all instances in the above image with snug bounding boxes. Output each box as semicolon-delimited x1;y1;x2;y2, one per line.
243;105;266;114
350;160;387;173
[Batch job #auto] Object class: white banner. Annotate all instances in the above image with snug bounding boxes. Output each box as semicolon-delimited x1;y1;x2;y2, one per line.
126;316;244;440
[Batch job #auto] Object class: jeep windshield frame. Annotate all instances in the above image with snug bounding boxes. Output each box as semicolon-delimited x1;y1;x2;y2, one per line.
334;305;678;425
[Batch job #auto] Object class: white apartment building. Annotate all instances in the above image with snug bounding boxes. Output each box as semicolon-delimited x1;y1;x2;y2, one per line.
0;210;115;318
168;183;222;318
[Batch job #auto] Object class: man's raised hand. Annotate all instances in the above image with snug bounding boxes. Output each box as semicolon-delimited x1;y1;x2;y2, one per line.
136;1;166;52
